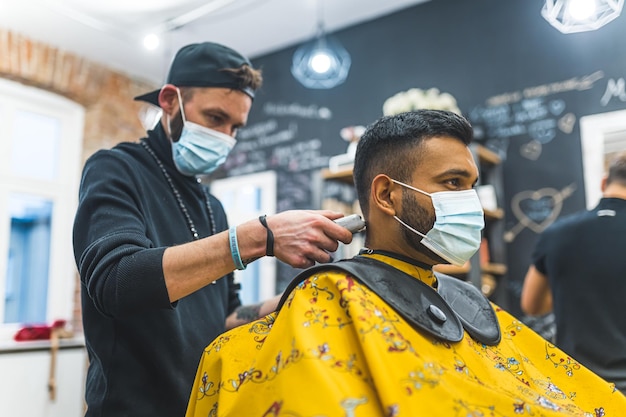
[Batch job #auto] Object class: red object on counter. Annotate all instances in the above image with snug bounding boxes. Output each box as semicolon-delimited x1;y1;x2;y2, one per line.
13;319;67;341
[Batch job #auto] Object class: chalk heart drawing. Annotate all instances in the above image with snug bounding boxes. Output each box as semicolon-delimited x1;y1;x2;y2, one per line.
549;99;566;116
558;112;576;134
511;188;563;233
528;121;556;144
520;139;542;161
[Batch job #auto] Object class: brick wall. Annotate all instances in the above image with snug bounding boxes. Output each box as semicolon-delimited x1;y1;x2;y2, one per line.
0;29;159;332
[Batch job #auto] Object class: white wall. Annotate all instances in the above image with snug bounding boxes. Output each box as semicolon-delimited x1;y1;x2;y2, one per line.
0;344;86;417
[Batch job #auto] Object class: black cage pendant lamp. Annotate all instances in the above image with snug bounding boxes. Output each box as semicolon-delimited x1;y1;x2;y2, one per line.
291;0;351;89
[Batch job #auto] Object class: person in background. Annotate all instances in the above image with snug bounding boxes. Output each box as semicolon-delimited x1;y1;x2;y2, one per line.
521;152;626;394
186;110;626;416
72;42;353;417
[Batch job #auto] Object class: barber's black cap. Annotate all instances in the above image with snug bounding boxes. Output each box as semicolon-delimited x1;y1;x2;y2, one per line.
134;42;256;106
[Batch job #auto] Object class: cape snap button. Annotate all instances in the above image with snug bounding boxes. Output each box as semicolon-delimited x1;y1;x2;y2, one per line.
427;304;447;323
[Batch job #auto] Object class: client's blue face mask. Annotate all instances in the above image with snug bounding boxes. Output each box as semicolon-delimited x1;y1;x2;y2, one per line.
170;88;236;176
391;179;484;266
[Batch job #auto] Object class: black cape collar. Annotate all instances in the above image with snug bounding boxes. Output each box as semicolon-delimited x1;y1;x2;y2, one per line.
277;256;501;345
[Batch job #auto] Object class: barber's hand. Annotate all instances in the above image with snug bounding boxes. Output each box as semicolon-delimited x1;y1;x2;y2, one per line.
267;210;354;269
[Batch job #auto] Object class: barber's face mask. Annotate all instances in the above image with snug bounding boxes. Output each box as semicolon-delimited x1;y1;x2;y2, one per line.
170;88;236;176
391;179;484;266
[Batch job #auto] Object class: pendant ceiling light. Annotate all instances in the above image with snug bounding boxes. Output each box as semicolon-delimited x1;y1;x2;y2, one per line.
542;0;624;33
291;0;351;89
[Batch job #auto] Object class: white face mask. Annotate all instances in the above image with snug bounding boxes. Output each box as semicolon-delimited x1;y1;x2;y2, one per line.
391;179;485;266
170;88;236;176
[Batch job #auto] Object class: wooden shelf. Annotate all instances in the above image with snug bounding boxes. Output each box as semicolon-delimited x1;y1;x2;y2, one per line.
433;262;507;279
322;150;501;187
475;144;501;165
321;150;501;185
320;167;354;184
481;262;507;276
484;207;504;220
433;261;471;276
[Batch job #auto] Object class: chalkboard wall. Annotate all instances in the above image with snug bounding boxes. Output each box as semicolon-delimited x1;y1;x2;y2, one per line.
223;0;626;315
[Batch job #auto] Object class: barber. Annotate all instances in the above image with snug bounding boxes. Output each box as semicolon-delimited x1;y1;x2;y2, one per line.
72;41;353;417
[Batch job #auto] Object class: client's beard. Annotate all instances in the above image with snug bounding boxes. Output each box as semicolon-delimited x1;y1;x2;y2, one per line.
398;190;447;264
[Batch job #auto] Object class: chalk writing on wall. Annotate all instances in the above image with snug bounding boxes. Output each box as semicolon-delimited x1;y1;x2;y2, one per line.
226;101;337;177
504;183;576;243
222;101;341;290
484;71;605;107
469;71;605;161
263;102;333;120
601;78;626;106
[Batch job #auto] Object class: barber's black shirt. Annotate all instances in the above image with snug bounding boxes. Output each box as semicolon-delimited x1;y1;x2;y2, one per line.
532;198;626;392
73;123;241;416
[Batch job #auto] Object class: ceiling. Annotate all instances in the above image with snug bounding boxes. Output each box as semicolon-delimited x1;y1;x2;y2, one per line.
0;0;430;85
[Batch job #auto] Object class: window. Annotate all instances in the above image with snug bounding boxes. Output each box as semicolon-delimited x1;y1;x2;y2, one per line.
209;171;277;305
581;110;626;209
0;78;84;339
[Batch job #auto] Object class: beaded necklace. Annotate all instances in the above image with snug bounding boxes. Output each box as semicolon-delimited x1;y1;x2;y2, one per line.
140;139;216;240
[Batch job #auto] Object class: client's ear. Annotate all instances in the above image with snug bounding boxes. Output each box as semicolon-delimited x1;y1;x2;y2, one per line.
371;174;401;217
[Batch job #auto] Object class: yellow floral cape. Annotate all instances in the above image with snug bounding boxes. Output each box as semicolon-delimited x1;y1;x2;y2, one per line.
186;254;626;416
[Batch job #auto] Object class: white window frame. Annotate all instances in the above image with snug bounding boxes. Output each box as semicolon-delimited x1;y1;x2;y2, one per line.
580;109;626;209
0;78;84;339
209;171;277;304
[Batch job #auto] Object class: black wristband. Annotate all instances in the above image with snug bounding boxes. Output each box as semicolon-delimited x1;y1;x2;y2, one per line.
259;215;275;257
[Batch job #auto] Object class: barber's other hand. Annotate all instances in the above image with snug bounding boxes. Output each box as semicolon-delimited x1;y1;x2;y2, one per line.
268;210;353;269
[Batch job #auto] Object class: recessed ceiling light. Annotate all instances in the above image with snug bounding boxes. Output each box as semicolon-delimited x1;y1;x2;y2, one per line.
143;33;160;50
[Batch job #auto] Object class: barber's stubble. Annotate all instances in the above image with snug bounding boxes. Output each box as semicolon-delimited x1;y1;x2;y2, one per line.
168;109;184;142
